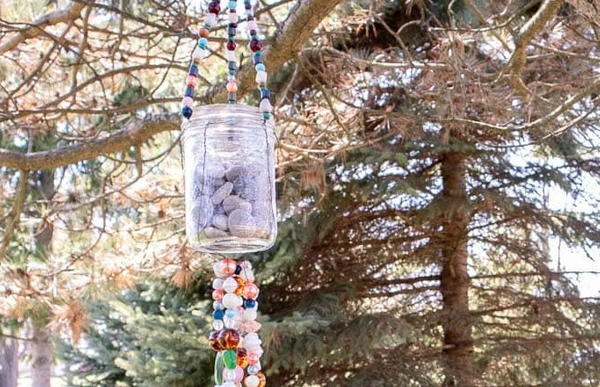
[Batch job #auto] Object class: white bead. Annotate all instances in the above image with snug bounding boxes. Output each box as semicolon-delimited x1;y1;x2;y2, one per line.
193;47;208;60
243;333;261;347
245;343;262;353
205;13;217;25
248;20;258;31
222;382;236;387
213;320;224;330
223;277;239;293
226;50;237;61
212;278;224;289
223;369;237;381
222;293;243;309
243;309;257;321
229;13;238;23
244;375;259;387
255;71;267;84
259;99;272;112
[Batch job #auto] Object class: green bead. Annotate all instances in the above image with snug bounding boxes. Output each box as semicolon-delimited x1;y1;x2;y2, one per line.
222;349;237;369
214;351;225;385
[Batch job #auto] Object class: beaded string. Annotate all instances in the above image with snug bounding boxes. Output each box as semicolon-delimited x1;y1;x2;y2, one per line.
181;0;273;122
209;257;266;387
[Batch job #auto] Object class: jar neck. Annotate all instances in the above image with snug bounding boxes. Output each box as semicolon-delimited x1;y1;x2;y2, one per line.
186;104;265;128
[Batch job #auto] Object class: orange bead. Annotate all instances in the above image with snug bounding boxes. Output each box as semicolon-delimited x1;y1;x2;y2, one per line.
222;258;237;276
236;347;249;368
243;282;259;299
212;288;224;301
218;329;240;350
209;330;223;351
234;276;245;295
199;28;210;38
257;372;266;387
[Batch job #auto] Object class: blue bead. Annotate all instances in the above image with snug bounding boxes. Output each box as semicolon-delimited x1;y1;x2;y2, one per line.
213;309;224;319
189;64;199;77
244;299;256;308
260;88;270;99
181;106;193;119
229;1;236;9
225;309;237;318
228;69;236;75
255;63;265;72
198;38;208;49
253;52;263;64
228;61;237;71
234;265;242;275
184;85;194;97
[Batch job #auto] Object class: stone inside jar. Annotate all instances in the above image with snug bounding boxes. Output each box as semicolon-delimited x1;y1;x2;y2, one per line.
192;162;272;240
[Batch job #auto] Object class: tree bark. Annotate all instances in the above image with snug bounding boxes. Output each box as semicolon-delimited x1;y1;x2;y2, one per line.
31;325;53;387
439;152;476;386
0;337;19;387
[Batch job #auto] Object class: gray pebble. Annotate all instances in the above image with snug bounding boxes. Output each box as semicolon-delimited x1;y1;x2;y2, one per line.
213;214;229;231
225;165;247;182
228;209;257;237
191;195;213;232
223;195;252;214
211;182;233;204
205;227;229;238
214;205;226;215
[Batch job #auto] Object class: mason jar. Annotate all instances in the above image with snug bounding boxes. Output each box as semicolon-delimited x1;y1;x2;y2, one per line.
182;104;277;253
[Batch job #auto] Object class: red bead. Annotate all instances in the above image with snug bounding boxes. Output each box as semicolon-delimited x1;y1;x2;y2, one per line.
208;2;220;14
249;39;262;52
187;75;198;87
227;41;237;51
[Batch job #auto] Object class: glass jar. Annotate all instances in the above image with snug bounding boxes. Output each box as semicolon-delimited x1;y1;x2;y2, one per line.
182;104;277;253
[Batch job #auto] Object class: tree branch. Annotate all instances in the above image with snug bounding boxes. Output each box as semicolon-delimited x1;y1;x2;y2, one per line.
0;1;88;55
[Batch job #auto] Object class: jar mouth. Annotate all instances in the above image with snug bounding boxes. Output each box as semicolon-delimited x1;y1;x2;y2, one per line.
182;104;264;130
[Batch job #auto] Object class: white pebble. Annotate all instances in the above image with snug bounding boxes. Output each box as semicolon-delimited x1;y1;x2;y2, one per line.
212;182;233;204
213;214;229;230
228;209;257;237
205;227;228;238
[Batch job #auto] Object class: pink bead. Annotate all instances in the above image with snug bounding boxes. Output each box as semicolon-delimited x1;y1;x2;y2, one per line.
222;258;237;276
186;75;198;87
212;289;224;301
248;21;258;31
244;321;261;333
248;352;260;365
243;283;259;299
182;96;193;106
234;366;244;382
227;81;238;92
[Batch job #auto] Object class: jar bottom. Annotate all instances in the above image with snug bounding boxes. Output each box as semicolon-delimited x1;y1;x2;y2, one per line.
193;236;274;253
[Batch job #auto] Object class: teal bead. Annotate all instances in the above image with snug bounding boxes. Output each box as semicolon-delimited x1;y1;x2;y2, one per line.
263;112;271;120
198;38;208;49
229;1;237;9
255;63;266;72
222;349;237;369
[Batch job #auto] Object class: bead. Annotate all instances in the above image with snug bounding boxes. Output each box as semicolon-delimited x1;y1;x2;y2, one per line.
213;309;225;320
256;372;266;387
184;85;195;97
189;63;199;76
198;37;208;49
255;71;267;84
205;13;217;25
225;309;238;319
218;329;240;350
222;349;237;369
193;47;208;60
235;265;242;275
243;283;259;299
244;299;256;308
229;1;237;10
244;333;261;348
236;347;249;368
199;28;209;38
234;366;245;383
226;50;237;61
262;112;271;121
228;26;237;36
181;96;193;107
213;261;226;278
249;39;262;52
243;308;257;321
181;106;193;119
245;375;260;387
214;351;225;384
242;320;261;333
223;293;243;309
259;99;272;113
229;12;238;23
260;87;270;99
228;92;237;101
186;75;198;87
252;52;263;64
227;41;237;51
213;301;224;310
228;61;237;71
223;368;237;382
247;364;260;375
213;278;224;290
247;352;260;365
223;277;239;293
234;276;245;295
222;258;237;275
248;20;258;31
208;330;223;351
255;63;265;72
212;319;224;330
208;1;221;14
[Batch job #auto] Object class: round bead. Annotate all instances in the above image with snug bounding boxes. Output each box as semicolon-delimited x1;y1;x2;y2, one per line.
255;71;267;84
218;329;240;349
225;309;238;319
223;368;237;382
243;283;259;299
255;63;266;72
199;28;210;38
222;349;237;369
213;261;226;277
244;333;261;347
213;301;224;310
227;41;237;51
205;13;217;25
224;316;240;330
223;277;239;293
193;47;208;60
198;38;208;49
243;308;257;321
213;309;225;319
229;1;237;10
222;258;237;276
184;85;195;97
208;330;223;351
256;372;266;387
182;96;193;107
236;347;249;368
213;278;224;290
242;320;261;333
247;364;261;375
245;375;260;387
223;293;243;309
244;299;256;308
249;39;262;52
212;319;224;330
208;2;221;14
229;12;238;23
247;352;260;365
252;52;263;64
234;366;245;383
212;289;224;301
248;20;258;31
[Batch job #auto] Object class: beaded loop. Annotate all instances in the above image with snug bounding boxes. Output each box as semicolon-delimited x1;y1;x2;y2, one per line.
181;0;273;123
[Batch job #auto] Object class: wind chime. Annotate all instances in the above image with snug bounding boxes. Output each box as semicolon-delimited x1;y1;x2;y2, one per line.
180;0;275;386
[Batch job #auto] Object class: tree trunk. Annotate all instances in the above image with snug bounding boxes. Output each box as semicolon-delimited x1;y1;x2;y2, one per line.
439;152;476;386
0;337;19;387
31;324;53;387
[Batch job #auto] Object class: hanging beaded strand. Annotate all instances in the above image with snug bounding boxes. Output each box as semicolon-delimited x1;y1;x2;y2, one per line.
226;0;239;104
181;1;222;119
244;0;273;122
210;258;266;387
